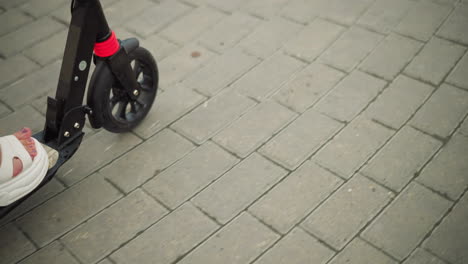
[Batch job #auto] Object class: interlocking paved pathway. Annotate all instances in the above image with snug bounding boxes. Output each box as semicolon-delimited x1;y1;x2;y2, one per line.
0;0;468;263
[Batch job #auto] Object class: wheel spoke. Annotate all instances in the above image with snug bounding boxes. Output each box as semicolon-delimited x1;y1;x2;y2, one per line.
116;101;128;119
130;101;138;113
110;96;119;108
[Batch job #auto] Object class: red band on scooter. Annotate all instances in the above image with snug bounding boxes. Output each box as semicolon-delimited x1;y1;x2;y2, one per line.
94;31;120;57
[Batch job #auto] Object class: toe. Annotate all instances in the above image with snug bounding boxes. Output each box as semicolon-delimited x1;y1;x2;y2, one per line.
14;127;32;140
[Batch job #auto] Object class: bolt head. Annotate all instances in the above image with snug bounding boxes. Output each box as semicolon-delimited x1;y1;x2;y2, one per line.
74;122;80;129
133;90;139;96
64;131;70;137
74;76;79;81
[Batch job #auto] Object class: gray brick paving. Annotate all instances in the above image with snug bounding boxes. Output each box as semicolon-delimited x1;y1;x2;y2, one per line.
233;52;305;101
437;3;468;45
274;63;345;113
0;224;36;264
329;238;397;264
447;52;468;90
404;37;466;86
315;70;386;122
362;183;452;260
362;126;442;192
319;27;384;72
172;89;256;144
254;227;335;264
18;241;79;264
359;34;422;81
403;248;448;264
302;174;393;250
417;133;468;200
143;141;238;209
110;203;218;264
410;84;468;139
249;161;342;234
17;174;122;247
1;1;468;263
61;189;168;263
314;117;394;179
177;212;279;264
364;75;434;129
192;153;287;224
213;100;297;158
260;109;343;170
283;18;345;63
102;129;195;193
423;192;468;264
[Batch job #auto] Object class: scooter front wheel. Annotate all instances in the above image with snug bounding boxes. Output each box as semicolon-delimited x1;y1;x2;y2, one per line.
88;46;159;133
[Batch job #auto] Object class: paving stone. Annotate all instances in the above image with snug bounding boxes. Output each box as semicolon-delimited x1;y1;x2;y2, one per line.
20;0;68;18
362;126;441;192
319;27;384;72
280;0;321;24
125;1;190;37
447;52;468;90
159;43;215;88
329;238;397;264
254;228;335;264
96;259;113;264
199;12;261;54
143;34;179;62
182;48;260;97
0;179;64;225
314;118;394;178
404;248;448;264
196;0;248;12
424;193;468;264
238;17;303;59
193;153;287;224
110;203;218;264
17;173;122;247
0;17;65;57
249;161;342;234
362;183;452;260
214;101;297;158
274;63;345;113
234;52;305;101
410;84;468;138
0;106;45;135
160;6;225;44
461;118;468;136
0;60;61;109
405;38;466;85
133;84;206;139
0;224;36;264
0;102;10;118
0;54;39;89
364;75;434;129
302;175;393;250
284;18;345;62
437;4;468;45
178;212;279;264
260;109;343;170
104;0;156;27
360;34;422;81
172;89;256;144
315;71;386;122
50;5;69;24
395;2;452;42
417;133;468;200
18;241;79;264
319;0;374;26
0;0;29;9
62;190;168;264
143;142;238;209
241;0;290;19
358;0;416;34
0;9;32;36
23;30;67;66
102;129;195;193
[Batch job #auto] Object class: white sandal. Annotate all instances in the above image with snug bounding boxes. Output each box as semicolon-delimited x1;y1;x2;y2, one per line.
0;135;48;206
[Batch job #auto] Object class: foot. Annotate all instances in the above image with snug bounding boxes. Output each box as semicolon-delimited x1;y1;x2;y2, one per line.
0;128;37;178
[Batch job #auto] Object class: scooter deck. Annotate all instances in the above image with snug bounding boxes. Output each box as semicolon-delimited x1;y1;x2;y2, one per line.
0;131;83;219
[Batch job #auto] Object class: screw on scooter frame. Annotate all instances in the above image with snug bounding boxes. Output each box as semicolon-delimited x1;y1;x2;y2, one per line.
0;0;139;218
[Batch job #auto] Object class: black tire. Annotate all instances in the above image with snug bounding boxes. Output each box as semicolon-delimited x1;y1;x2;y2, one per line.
88;47;159;133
